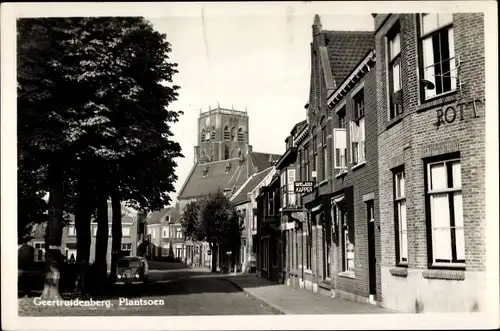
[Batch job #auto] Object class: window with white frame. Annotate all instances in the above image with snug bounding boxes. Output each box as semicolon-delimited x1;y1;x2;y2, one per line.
68;225;76;237
394;170;408;264
176;227;183;239
287;169;296;207
267;191;275;216
420;13;456;100
426;157;464;265
162;226;170;239
122;226;131;237
334;128;347;171
350;91;366;165
387;22;403;119
280;170;287;207
34;242;45;262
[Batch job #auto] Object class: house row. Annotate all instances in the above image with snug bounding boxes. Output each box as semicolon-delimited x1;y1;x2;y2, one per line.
251;13;486;313
23;202;139;268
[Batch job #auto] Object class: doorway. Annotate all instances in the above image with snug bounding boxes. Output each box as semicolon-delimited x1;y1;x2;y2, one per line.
367;200;376;302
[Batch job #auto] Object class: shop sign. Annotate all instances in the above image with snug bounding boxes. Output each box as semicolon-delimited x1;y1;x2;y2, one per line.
435;98;483;129
294;181;314;194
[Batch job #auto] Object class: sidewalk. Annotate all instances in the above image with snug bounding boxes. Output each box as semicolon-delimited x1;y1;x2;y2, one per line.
226;274;397;315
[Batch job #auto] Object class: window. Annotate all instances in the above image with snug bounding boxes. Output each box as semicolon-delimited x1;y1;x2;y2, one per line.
426;158;464;265
231;127;236;141
342;214;355;272
92;225;98;237
322;126;328;180
205;129;210;141
334;128;347;171
122;226;131;237
337;106;346;129
350;91;366;165
108;226;112;236
280;171;287;207
121;243;132;251
201;129;205;142
287;169;296;207
147;227;152;236
224;126;230;140
298;150;302;181
394;170;408;264
252;215;257;231
353;90;365;119
176;228;183;239
162;226;170;239
224;145;230;160
420;13;456;100
34;242;45;262
176;246;182;258
314;134;320;179
304;145;310;181
387;22;403;119
162;244;169;255
306;227;312;270
238;127;244;142
267;191;275;216
68;225;76;237
210;126;215;140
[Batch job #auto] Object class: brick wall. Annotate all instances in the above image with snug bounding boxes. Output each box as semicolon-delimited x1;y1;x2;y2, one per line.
330;63;379;301
376;13;486;312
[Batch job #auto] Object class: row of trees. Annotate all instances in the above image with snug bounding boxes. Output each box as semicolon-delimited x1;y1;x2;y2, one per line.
18;17;183;299
181;189;244;273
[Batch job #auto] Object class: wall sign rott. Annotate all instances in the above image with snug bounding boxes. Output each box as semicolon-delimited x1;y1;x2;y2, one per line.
435;98;484;129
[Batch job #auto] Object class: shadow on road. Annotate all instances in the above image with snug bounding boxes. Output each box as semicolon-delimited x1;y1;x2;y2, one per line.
18;262;277;300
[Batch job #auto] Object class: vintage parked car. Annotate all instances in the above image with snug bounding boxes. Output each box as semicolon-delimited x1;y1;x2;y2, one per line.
116;256;149;284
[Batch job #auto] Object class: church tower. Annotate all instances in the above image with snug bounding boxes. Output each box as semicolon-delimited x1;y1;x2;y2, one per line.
194;105;250;163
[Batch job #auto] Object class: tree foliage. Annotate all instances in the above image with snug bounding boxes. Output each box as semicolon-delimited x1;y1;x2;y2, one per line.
17;17;184;296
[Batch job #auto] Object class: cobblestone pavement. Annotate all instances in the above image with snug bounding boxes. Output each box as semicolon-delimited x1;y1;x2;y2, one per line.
18;269;281;316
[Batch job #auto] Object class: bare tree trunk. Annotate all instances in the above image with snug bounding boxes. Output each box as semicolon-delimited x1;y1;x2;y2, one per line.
94;187;109;292
209;242;217;273
41;163;64;300
75;171;93;293
110;184;122;283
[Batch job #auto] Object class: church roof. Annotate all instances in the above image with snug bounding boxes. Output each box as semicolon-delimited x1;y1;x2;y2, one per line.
177;151;280;200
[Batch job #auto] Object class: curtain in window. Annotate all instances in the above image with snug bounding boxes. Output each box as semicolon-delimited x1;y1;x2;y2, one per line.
430;192;452;261
358;117;365;162
399;200;408;260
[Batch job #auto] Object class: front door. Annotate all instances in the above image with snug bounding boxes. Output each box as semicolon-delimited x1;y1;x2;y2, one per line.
367;201;376;298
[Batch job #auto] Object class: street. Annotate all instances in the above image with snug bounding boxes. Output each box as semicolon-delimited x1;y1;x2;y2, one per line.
18;264;281;316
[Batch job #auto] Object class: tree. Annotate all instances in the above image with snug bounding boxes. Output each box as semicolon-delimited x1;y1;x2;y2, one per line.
181;190;242;273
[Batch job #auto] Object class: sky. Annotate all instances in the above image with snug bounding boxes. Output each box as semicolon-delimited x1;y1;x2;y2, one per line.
146;5;374;205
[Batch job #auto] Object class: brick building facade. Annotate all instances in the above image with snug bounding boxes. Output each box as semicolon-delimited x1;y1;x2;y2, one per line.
328;49;379;305
374;13;486;313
